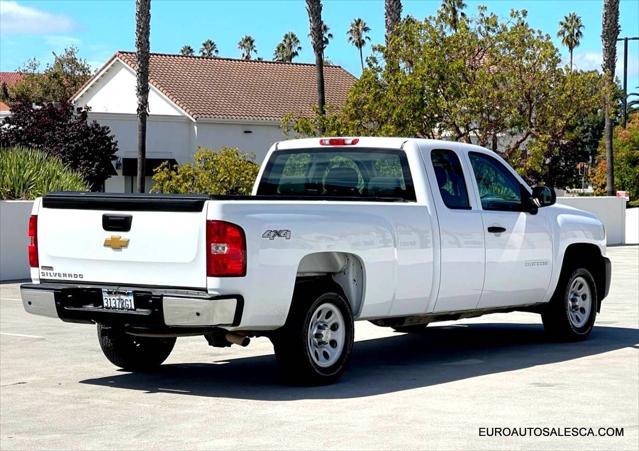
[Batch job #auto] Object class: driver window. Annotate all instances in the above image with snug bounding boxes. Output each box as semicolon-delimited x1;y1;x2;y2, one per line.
468;152;522;212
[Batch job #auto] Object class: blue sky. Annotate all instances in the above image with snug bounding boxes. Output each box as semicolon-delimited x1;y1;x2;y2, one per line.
1;0;638;89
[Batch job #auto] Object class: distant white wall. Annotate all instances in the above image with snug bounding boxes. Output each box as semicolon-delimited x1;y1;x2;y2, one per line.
626;208;638;245
87;113;192;161
195;121;285;163
0;201;33;281
557;197;626;245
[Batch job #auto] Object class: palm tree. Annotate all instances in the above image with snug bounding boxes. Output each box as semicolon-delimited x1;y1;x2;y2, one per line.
347;18;371;71
135;0;151;193
602;0;620;196
306;0;326;127
321;23;333;49
180;45;194;56
238;35;257;60
439;0;466;31
557;12;584;70
273;32;302;62
384;0;402;44
200;39;218;57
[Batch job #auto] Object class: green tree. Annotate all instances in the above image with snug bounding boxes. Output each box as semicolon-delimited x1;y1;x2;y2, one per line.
592;113;639;200
238;35;257;60
180;45;195;56
273;32;302;62
284;8;605;186
151;147;259;195
200;39;219;57
0;147;88;200
11;47;92;103
602;0;620;195
135;0;151;193
438;0;467;31
347;18;371;71
557;12;584;70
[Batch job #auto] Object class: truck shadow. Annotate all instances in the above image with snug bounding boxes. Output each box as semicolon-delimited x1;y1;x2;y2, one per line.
80;323;638;400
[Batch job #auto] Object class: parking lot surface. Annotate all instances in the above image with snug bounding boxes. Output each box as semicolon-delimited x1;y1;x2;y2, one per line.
1;246;637;450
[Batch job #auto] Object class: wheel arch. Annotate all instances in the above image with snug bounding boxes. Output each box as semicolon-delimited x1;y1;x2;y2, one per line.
294;252;366;317
556;243;608;311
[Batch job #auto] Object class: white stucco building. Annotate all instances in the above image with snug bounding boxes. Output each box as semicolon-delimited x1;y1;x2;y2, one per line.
71;51;356;192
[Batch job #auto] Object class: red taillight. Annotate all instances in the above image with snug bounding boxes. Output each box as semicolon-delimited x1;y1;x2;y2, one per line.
206;220;246;277
28;215;38;268
319;138;360;146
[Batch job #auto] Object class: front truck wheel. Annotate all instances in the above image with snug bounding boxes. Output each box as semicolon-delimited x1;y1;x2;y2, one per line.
542;267;598;341
97;324;176;371
272;283;354;385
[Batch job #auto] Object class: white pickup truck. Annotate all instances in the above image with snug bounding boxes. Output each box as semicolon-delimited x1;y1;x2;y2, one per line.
21;137;611;384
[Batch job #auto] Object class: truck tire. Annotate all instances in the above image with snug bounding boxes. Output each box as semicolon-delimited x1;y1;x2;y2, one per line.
97;324;176;371
542;267;598;341
273;282;354;385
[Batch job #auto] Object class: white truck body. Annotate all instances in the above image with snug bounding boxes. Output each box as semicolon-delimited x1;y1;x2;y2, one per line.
21;137;611;383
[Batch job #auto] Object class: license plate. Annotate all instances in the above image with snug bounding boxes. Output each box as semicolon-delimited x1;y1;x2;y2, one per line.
102;289;135;311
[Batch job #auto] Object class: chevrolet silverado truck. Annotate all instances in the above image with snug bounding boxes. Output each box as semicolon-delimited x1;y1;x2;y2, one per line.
21;137;611;384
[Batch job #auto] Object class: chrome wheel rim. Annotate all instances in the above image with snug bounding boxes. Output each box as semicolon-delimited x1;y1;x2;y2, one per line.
307;302;345;368
567;276;592;328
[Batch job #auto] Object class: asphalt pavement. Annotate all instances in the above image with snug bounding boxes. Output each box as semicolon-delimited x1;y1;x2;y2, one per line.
1;246;637;450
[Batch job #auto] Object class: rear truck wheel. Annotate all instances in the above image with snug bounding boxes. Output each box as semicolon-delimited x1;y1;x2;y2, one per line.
542;267;598;341
272;283;354;385
392;323;429;333
97;324;176;371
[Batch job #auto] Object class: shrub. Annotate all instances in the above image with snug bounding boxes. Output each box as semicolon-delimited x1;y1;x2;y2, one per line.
0;147;88;200
0;101;117;190
151;147;259;195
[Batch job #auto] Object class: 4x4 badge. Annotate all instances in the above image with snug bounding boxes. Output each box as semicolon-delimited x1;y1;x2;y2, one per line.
262;230;291;240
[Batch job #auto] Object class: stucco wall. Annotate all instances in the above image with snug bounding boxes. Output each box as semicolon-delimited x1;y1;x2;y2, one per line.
195;121;285;163
77;60;182;116
626;208;638;245
557;197;627;246
0;201;33;281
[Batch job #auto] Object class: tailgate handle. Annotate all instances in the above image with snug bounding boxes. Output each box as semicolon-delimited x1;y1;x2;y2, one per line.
102;214;132;232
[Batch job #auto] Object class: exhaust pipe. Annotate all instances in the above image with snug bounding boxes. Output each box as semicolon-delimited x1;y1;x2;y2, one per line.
225;333;250;347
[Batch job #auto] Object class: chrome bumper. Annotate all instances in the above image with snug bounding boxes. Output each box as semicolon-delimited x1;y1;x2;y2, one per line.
20;283;243;328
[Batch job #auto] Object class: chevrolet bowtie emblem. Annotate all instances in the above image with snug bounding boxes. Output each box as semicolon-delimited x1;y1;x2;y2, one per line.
104;235;129;250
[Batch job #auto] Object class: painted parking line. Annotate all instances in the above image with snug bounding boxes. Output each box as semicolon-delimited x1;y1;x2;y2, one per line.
0;332;44;339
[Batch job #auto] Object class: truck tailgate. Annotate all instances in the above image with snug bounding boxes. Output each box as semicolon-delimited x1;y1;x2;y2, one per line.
36;193;208;289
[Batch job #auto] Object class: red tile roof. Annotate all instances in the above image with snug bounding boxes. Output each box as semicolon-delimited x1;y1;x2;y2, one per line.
82;52;357;121
0;72;23;87
0;101;10;112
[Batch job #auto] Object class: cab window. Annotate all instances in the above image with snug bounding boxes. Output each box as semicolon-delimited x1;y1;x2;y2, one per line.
430;149;471;210
468;152;522;212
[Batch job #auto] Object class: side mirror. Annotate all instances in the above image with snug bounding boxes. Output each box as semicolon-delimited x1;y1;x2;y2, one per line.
532;186;556;207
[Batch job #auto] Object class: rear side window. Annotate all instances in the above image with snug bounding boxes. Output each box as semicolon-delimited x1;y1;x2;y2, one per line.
257;148;416;201
430;149;471;210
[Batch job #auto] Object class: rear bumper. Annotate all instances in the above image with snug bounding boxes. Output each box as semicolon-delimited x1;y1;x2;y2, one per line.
20;283;243;329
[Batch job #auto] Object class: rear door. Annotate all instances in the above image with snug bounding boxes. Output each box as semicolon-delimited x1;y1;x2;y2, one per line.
466;151;553;308
36;194;208;289
420;146;485;312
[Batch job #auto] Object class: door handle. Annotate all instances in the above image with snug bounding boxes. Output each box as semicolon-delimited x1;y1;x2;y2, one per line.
487;226;506;234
